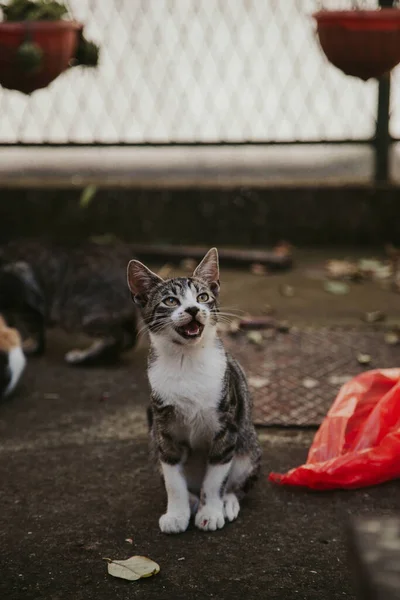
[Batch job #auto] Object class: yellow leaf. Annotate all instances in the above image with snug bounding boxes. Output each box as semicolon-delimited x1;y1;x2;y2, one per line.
106;556;160;582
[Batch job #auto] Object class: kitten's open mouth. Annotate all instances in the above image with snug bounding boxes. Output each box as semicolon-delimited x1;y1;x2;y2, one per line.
176;320;204;339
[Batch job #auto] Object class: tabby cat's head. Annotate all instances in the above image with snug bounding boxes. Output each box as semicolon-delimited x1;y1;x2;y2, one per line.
127;248;220;345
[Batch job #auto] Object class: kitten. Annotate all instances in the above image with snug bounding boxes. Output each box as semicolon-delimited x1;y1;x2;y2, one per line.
127;248;261;534
0;314;25;399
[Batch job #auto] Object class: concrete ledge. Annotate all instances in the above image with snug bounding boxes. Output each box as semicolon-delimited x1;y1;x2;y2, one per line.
0;143;385;188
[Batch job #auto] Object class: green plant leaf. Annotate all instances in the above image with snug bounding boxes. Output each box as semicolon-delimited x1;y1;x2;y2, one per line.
79;185;97;209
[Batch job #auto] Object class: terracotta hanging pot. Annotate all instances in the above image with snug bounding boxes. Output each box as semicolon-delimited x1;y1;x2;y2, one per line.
0;20;82;94
313;9;400;80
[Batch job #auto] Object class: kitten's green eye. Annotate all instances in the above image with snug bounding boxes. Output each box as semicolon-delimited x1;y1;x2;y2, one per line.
163;297;179;307
197;293;210;303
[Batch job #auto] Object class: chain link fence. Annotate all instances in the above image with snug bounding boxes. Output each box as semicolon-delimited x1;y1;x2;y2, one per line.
1;0;399;144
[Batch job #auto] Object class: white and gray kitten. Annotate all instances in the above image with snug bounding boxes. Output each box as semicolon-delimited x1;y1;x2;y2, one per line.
127;248;261;534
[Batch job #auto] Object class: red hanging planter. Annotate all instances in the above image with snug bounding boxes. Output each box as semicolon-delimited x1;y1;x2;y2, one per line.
0;20;82;94
313;9;400;80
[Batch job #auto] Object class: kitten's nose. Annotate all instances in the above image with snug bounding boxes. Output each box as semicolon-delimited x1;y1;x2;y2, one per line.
185;306;200;317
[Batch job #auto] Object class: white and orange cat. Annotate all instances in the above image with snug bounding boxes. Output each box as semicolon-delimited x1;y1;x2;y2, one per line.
0;315;25;399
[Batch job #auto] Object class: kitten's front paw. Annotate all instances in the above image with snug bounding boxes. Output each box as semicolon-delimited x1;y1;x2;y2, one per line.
223;493;240;522
195;502;225;532
159;511;190;534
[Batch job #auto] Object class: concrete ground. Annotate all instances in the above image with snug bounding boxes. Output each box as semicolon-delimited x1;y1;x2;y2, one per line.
1;250;400;600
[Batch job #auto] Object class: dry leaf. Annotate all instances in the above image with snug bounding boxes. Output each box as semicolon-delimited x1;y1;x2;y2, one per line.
326;259;358;280
246;331;263;345
302;377;319;389
43;393;59;400
357;353;371;365
248;376;270;389
385;332;399;346
250;263;268;276
363;311;386;324
323;281;350;295
228;320;240;334
261;304;275;316
106;556;160;581
279;285;295;298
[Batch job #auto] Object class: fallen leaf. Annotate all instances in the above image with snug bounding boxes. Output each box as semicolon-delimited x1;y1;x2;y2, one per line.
357;353;371;365
105;556;160;581
279;285;295;298
358;258;384;275
125;538;133;545
248;376;270;389
43;393;59;400
250;263;268;276
328;375;353;386
228;320;240;334
326;259;358;280
247;331;263;345
80;185;97;208
261;304;275;316
385;332;399;346
323;281;350;295
302;377;319;389
363;311;386;324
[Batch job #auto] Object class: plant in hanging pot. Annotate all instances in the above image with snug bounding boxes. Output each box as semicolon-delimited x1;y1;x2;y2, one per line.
313;2;400;80
0;0;100;94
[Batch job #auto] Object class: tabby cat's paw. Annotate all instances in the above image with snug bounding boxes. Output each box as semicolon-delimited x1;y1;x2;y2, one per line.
223;493;240;522
195;503;225;532
65;349;85;364
159;511;190;534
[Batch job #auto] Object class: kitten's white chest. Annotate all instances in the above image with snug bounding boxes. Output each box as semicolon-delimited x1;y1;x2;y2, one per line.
148;342;227;445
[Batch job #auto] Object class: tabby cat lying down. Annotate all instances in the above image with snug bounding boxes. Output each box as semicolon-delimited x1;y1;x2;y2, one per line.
0;240;138;365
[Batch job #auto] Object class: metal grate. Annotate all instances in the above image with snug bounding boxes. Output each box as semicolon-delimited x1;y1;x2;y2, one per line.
223;328;400;427
0;0;387;145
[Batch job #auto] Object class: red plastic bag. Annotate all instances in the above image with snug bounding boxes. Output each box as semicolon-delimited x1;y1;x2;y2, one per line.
269;369;400;490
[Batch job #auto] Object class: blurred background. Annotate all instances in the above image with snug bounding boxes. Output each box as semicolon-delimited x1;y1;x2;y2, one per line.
0;0;394;144
0;0;400;247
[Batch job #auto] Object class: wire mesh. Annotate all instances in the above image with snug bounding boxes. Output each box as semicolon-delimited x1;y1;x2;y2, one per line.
0;0;394;145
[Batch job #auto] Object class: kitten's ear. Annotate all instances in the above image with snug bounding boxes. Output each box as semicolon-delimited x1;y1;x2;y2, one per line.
193;248;220;294
127;259;163;304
